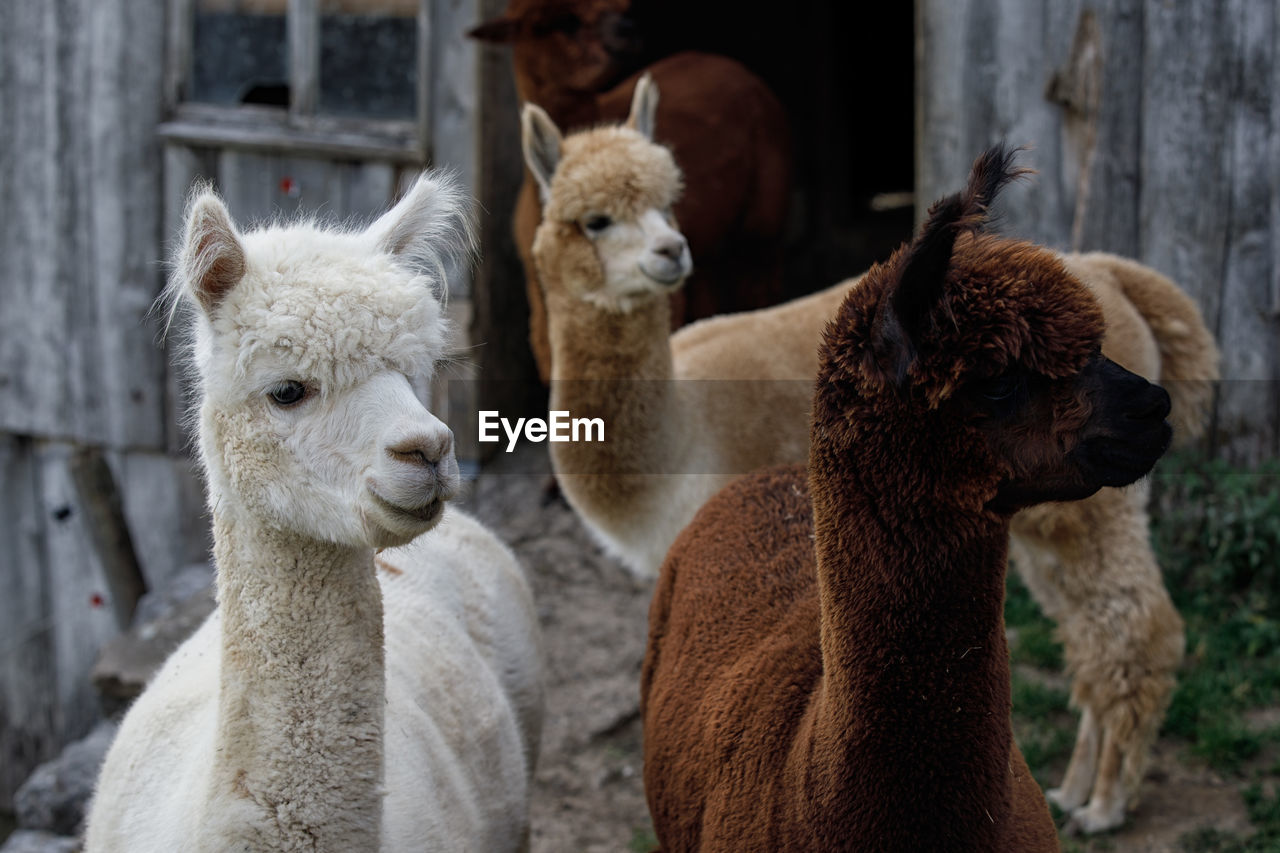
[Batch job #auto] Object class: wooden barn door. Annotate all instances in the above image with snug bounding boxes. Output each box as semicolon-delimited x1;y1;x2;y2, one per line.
916;0;1280;462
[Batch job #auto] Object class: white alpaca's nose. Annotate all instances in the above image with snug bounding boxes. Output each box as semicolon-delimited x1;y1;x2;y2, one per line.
387;429;453;469
381;422;461;507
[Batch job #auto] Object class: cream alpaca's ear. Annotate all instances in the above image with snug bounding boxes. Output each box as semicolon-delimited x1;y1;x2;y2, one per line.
626;72;658;140
180;187;245;316
521;103;562;203
368;171;475;285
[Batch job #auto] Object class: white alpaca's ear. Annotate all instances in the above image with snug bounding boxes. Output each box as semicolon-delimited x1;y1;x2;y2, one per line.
521;103;562;203
368;171;474;283
626;72;658;140
181;188;245;316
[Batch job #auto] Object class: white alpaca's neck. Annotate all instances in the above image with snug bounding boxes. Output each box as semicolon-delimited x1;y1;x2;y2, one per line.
202;511;386;852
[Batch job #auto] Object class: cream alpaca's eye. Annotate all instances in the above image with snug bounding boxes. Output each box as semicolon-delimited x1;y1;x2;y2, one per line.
582;214;613;235
268;381;308;406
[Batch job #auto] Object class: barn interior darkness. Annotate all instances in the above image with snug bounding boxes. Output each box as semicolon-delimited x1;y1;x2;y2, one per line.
474;0;916;430
628;0;916;296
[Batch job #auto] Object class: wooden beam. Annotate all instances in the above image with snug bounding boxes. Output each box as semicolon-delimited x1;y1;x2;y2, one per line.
159;103;425;163
68;448;146;630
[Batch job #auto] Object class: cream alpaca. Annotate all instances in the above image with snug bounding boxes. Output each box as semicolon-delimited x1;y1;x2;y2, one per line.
85;175;544;852
525;79;1217;832
1011;251;1217;833
522;74;851;577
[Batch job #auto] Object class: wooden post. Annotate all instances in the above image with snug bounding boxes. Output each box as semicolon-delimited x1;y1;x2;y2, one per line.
471;0;547;453
288;0;319;118
68;448;147;630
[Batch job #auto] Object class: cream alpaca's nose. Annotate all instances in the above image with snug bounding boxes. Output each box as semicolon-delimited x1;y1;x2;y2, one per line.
653;234;687;262
387;430;453;469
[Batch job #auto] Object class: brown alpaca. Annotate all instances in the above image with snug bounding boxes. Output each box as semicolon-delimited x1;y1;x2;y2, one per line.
642;146;1175;851
471;0;792;381
522;81;1213;821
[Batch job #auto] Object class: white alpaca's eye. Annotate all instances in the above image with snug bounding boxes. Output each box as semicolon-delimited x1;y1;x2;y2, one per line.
268;380;308;407
582;214;613;235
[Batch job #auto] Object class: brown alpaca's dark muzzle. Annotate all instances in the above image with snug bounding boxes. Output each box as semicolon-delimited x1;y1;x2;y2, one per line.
1072;356;1172;488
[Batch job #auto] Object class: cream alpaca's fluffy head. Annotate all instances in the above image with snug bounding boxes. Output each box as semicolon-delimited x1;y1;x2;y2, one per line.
523;73;692;313
168;173;473;549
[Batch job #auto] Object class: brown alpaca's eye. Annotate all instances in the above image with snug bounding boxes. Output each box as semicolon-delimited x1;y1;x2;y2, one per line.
980;376;1020;401
582;214;613;235
268;381;308;407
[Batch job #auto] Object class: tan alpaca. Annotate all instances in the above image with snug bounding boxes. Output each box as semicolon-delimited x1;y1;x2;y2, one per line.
1011;251;1218;833
521;73;852;577
525;77;1217;832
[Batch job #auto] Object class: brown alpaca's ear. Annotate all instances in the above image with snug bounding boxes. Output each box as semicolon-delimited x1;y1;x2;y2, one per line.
625;72;659;140
467;16;521;43
181;187;245;316
521;103;563;202
871;143;1027;383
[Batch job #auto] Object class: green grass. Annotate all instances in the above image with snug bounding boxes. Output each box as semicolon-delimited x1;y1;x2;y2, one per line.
1004;451;1280;848
629;823;659;853
1155;455;1280;774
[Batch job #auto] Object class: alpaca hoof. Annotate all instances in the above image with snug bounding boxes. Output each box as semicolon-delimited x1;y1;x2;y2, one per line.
1046;786;1087;813
1064;802;1126;835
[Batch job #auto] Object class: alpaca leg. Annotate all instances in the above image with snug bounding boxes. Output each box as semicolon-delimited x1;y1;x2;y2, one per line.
1070;665;1174;833
1046;705;1100;812
1067;722;1127;833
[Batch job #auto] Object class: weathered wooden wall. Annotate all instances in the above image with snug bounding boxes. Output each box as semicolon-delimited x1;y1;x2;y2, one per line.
917;0;1280;462
0;0;211;804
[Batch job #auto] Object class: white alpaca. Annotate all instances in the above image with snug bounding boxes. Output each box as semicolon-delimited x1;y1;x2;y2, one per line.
85;175;544;852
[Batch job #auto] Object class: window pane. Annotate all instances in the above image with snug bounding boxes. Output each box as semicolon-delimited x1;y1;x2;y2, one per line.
190;1;289;108
319;0;418;119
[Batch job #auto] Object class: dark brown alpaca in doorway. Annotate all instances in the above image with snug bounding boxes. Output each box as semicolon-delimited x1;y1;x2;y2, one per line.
642;145;1174;852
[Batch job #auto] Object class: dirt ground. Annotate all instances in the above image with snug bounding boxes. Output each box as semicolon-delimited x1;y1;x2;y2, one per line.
462;446;1255;853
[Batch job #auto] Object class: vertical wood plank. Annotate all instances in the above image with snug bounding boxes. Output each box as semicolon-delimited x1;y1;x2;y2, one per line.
416;0;433;158
37;442;119;743
471;0;545;450
288;0;319;118
0;0;166;449
915;0;977;215
0;436;58;805
1074;0;1144;255
1139;0;1234;331
86;0;168;449
166;0;194;108
1212;0;1278;459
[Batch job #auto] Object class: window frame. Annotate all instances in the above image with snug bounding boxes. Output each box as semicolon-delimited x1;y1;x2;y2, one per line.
160;0;432;163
